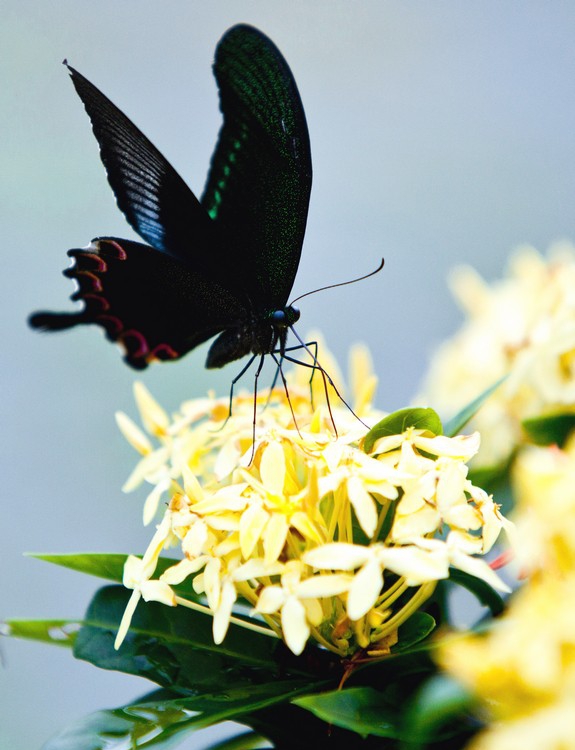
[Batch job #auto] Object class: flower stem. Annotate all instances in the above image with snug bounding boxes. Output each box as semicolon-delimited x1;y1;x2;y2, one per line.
174;596;280;639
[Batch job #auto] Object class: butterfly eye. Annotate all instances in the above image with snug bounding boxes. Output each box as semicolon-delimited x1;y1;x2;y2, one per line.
270;310;288;325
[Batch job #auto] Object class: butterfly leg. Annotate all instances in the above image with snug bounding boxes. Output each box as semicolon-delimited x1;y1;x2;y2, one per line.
249;353;267;463
270;352;301;437
284;328;369;432
280;349;338;437
263;360;282;410
212;353;257;433
279;339;319;409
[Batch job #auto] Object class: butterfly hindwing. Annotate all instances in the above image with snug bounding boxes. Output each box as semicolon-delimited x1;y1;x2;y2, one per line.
202;25;312;309
30;238;246;369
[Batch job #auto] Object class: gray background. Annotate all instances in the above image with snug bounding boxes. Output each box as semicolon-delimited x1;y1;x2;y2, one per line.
3;2;575;748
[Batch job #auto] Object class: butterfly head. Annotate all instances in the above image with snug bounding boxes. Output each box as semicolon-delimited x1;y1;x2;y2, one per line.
269;306;300;329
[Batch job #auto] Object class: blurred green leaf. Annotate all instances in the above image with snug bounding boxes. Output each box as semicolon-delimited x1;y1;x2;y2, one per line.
294;686;405;738
448;568;506;616
467;462;510;495
75;586;330;692
403;674;476;748
443;377;506;437
363;408;443;453
2;618;80;648
202;730;271;750
42;682;311;750
522;412;575;447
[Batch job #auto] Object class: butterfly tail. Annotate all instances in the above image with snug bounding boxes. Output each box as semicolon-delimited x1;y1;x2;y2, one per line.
28;311;87;331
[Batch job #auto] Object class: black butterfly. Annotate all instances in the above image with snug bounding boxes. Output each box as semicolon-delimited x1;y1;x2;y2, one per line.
30;24;312;375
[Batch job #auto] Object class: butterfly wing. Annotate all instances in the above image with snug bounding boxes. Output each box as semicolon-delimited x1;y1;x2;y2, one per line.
29;237;247;369
202;25;312;310
65;63;221;269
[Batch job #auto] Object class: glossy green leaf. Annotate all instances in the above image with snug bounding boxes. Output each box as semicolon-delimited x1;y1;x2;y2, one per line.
522;412;575;447
42;682;310;750
394;612;436;652
363;408;443;453
294;686;406;738
75;586;329;692
2;618;80;648
448;568;506;616
29;552;179;583
443;376;506;437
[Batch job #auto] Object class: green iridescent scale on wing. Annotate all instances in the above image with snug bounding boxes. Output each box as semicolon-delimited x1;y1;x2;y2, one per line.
202;24;312;310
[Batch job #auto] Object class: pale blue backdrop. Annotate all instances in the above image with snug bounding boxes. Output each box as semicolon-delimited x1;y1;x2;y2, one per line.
3;2;575;748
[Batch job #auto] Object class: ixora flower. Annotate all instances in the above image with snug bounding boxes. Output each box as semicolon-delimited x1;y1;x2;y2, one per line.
114;343;510;658
438;440;575;750
417;242;575;468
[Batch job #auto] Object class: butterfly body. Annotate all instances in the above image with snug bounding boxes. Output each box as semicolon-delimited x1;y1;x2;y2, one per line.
30;25;312;371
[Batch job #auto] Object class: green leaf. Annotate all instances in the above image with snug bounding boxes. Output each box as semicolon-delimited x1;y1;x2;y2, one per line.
42;682;310;750
443;376;506;437
394;612;436;652
42;703;196;750
202;731;271;750
29;553;180;584
2;618;80;648
363;408;443;453
448;568;506;616
74;586;329;692
403;674;476;748
294;686;406;739
467;462;510;494
522;412;575;447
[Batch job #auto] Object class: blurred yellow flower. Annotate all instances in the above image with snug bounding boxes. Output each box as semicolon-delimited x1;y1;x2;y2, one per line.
438;439;575;749
417;242;575;467
115;342;508;658
512;438;575;575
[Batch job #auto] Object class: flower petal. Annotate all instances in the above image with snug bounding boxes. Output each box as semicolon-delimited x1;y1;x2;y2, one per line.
304;543;370;571
256;585;286;614
115;411;153;455
347;558;383;620
347;476;378;537
281;595;310;655
213;579;237;644
134;381;170;436
260;440;286;497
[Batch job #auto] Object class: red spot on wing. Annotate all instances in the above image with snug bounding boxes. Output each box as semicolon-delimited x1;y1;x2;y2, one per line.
97;314;124;336
120;329;150;359
66;269;103;292
151;343;180;361
82;293;110;312
100;240;127;260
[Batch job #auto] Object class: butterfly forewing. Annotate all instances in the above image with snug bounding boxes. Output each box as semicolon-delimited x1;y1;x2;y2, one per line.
66;64;218;269
202;25;312;310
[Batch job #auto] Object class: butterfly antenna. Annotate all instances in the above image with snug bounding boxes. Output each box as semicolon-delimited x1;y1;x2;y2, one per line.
290;258;384;306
